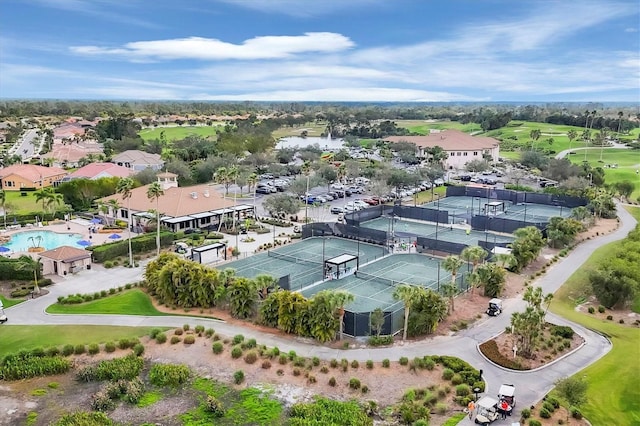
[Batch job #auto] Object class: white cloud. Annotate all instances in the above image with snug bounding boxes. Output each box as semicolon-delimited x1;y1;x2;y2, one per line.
28;0;159;28
624;27;638;32
213;0;383;17
71;33;354;60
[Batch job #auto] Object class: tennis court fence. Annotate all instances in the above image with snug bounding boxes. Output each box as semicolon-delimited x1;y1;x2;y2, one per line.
267;250;323;266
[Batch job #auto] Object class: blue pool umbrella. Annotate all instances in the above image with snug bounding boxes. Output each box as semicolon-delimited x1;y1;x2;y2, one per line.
77;240;91;247
90;218;101;224
0;246;10;253
108;233;122;240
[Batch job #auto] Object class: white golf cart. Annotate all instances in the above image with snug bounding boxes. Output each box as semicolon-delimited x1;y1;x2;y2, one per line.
0;300;7;324
474;396;500;425
486;298;503;316
499;384;516;408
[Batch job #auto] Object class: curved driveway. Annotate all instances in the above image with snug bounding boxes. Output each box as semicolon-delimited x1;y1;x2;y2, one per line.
5;205;637;421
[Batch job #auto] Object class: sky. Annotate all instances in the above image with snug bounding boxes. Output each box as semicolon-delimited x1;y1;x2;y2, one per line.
0;0;639;102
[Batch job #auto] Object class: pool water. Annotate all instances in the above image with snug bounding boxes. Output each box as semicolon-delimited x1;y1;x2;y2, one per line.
1;230;85;252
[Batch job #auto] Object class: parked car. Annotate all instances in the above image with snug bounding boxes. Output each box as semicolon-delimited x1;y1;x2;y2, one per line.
362;197;378;206
334;190;346;198
460;175;472;182
330;206;345;214
322;193;335;201
327;191;338;200
351;200;368;209
331;183;345;190
348;186;364;194
256;186;275;194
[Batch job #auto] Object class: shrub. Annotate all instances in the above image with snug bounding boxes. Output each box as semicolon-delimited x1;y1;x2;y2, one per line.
91;390;115;412
231;346;243;359
88;344;100;355
367;335;394;346
245;338;257;348
403;389;416;402
123;377;145;404
399;357;409;366
320;366;329;374
45;347;60;357
149;364;190;387
478;340;526;370
546;396;560;409
132;344;145;356
312;356;320;366
382;359;390;368
451;374;463;385
292;368;301;377
233;370;244;385
212;342;224;354
74;345;85;355
288;350;297;360
551;325;574;339
183;335;195;345
607;315;613;320
350;360;359;369
455;384;470;396
349;378;361;389
149;329;162;339
155;333;167;344
330;359;338;368
328;377;337;387
293;357;306;367
194;325;205;334
204;395;225;417
423;357;435;371
521;407;531;418
244;351;258;364
205;328;215;338
170;336;180;344
174;329;183;336
0;354;71;380
542;401;555;412
278;355;288;365
570;407;582;419
598;305;606;313
118;339;131;350
104;342;116;353
435;402;448;415
307;375;317;384
540;407;552;418
366;360;374;369
232;334;245;345
261;360;272;369
529;420;542;426
588;306;595;314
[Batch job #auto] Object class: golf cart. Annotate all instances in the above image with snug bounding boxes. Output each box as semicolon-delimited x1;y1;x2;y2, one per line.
499;384;516;407
474;396;500;425
486;298;503;316
0;300;7;324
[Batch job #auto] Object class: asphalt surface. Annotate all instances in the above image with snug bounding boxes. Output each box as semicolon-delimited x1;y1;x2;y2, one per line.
4;203;637;422
14;128;39;160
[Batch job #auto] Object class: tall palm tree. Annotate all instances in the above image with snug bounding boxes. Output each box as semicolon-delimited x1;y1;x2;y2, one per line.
247;172;259;222
325;289;355;340
116;177;135;266
146;181;164;256
34;188;53;221
46;192;64;220
617;111;624;135
17;255;42;294
107;199;120;226
0;190;6;228
529;129;541;150
392;284;420;341
441;282;458;314
566;129;577;152
442;255;465;294
460;246;487;294
301;161;312;224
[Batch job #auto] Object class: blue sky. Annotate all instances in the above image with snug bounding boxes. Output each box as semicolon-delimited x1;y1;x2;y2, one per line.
0;0;638;102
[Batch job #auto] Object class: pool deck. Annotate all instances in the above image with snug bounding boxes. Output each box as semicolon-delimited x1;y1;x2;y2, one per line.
0;218;140;258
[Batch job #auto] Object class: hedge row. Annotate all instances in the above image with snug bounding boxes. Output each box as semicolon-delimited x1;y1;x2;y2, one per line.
0;257;43;281
88;232;175;263
478;340;527;370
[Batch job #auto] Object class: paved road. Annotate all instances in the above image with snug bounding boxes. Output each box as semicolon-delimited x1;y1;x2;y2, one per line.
15;128;39;160
5;204;637;422
555;141;630;160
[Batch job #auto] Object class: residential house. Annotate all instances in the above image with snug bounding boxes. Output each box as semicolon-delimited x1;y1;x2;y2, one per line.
0;164;67;191
39;245;92;277
66;162;134;181
383;129;500;170
41;140;104;168
97;174;253;232
112;150;164;171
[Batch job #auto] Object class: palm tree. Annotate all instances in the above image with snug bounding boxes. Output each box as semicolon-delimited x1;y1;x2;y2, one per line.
0;190;6;229
107;199;120;226
460;246;487;294
442;255;465;294
617;111;624;135
214;166;238;196
146;181;164;256
393;284;420;341
46;192;64;220
567;129;577;152
301;161;312;224
247;172;259;223
325;289;355;340
116;177;135;266
529;129;541;150
441;282;458;314
34;188;53;221
16;255;42;295
254;274;278;300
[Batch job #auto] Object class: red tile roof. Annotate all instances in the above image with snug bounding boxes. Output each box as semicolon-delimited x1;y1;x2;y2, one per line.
0;164;67;181
68;162;133;179
39;245;91;262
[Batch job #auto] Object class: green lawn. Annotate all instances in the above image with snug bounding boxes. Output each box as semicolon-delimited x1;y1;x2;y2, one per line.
567;148;640;199
550;238;640;426
138;125;221;142
46;289;165;316
271;122;327;139
2;190;44;215
0;294;24;308
0;325;157;357
624;205;640;222
396;119;483;134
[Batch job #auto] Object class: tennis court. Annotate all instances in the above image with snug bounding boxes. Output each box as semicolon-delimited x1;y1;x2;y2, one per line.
361;216;514;246
499;203;572;221
301;254;463;313
221;237;386;291
422;195;494;217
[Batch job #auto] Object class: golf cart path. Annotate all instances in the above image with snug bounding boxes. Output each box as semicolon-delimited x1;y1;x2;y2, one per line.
555;141;630;159
5;204;637;421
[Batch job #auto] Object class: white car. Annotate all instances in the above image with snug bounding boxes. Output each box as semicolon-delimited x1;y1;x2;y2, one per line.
352;200;368;209
344;202;362;212
331;183;345;190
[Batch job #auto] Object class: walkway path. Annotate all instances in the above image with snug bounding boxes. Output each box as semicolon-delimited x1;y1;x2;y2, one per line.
5;205;637;422
555;140;630;159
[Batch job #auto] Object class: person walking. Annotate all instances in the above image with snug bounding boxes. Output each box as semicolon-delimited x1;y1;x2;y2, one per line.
500;400;509;419
467;400;475;420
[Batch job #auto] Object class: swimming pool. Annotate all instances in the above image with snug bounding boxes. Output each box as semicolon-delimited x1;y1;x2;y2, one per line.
1;230;85;252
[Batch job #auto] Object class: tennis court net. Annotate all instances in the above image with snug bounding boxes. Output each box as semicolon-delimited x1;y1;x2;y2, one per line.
355;271;400;288
267;250;323;267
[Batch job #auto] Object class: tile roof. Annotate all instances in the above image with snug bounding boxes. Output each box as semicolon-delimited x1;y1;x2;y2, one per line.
0;164;67;181
42;141;104;164
68;162;134;179
112;150;163;166
98;183;236;218
39;245;91;262
383;130;499;151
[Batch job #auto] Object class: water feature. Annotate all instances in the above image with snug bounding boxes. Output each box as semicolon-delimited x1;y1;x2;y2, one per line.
276;136;344;151
1;230;84;252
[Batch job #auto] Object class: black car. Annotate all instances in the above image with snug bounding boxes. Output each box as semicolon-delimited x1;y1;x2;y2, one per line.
460;175;472;182
256;186;273;194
